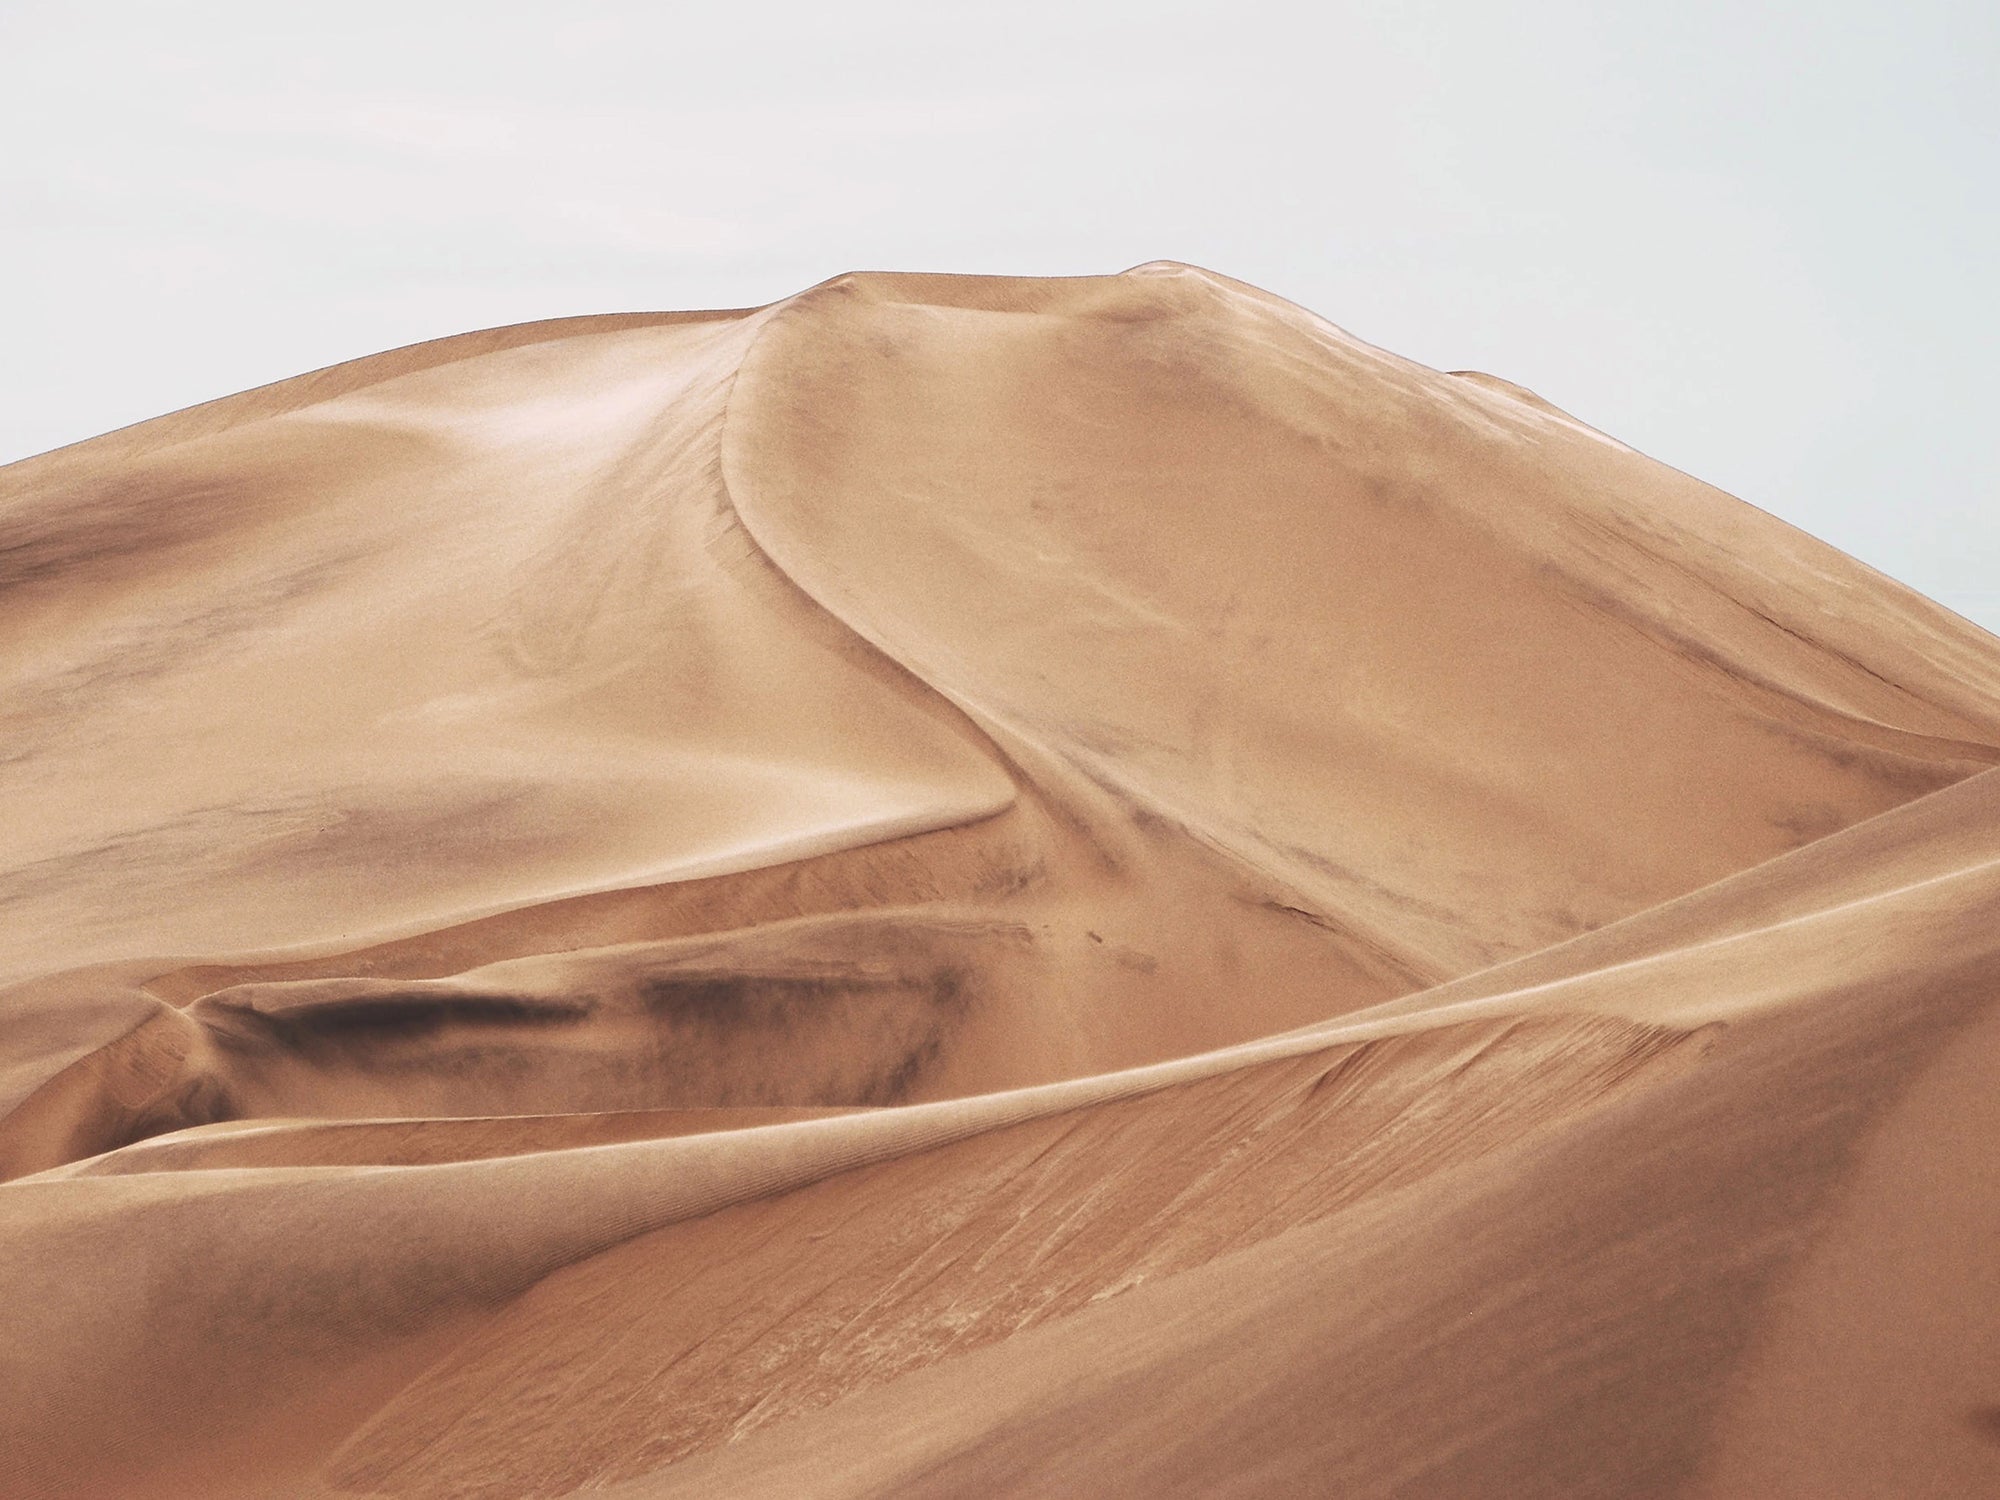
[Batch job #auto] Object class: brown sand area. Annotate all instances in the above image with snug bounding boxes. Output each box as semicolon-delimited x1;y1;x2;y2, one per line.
3;263;1998;1497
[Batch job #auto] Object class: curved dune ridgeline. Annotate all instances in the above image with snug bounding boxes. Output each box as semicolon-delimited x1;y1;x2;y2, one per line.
3;265;1998;1498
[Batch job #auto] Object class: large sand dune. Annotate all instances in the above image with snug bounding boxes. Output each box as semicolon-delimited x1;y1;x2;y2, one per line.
3;264;1997;1497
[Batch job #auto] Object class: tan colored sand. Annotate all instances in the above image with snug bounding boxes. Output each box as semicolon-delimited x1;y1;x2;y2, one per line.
2;264;1996;1498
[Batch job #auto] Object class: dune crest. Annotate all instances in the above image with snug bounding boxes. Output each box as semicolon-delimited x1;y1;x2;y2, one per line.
3;265;1997;1498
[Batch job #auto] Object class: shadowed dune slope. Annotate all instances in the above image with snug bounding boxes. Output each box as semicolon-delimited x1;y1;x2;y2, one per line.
2;264;1998;1499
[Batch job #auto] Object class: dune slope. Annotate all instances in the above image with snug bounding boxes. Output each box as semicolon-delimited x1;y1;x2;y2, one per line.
2;264;1996;1499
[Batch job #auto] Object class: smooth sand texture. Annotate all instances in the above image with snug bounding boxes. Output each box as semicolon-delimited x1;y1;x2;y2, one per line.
2;263;1997;1498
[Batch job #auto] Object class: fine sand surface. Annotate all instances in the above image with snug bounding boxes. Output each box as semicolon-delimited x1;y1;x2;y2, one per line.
2;263;1997;1498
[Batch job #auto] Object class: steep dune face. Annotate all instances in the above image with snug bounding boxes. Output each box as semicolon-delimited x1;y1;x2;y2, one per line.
726;267;2000;975
2;265;1997;1499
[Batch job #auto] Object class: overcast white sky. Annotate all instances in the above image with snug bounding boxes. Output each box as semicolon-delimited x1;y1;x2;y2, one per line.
3;1;1994;629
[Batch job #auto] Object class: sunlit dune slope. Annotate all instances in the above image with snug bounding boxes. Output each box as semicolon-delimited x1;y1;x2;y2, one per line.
2;264;1997;1499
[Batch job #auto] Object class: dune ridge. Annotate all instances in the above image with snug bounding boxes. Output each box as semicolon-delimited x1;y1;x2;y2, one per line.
2;263;1997;1498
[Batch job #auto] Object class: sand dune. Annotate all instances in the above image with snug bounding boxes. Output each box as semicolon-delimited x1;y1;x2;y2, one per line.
2;263;1996;1498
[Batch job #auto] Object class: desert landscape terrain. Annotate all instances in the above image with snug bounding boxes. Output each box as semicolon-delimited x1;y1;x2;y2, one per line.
2;262;1997;1497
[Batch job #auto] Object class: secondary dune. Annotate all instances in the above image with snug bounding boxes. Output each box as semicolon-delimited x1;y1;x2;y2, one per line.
1;263;1996;1498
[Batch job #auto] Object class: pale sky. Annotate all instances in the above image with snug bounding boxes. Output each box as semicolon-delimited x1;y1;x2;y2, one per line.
3;1;1995;630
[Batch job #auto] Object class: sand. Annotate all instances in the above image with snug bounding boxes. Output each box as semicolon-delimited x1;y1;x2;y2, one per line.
2;262;1996;1498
